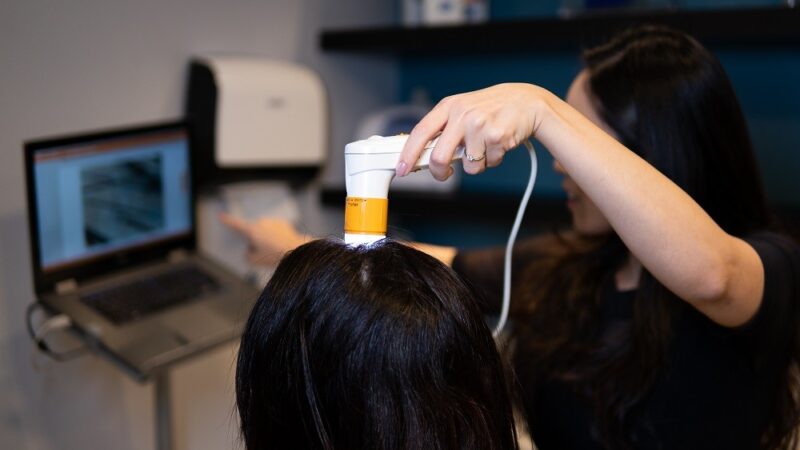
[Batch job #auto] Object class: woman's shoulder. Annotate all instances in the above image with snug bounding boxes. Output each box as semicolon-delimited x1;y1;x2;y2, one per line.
742;229;800;266
733;229;800;368
734;229;799;334
740;231;800;306
743;228;799;244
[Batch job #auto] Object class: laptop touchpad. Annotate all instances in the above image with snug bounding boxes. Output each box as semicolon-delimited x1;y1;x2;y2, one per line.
158;306;235;342
118;330;187;371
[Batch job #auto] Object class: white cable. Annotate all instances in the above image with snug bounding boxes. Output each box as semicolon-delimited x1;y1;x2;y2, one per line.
34;314;72;341
493;139;537;338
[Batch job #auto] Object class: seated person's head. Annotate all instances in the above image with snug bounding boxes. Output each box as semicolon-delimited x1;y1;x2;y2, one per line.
236;239;518;450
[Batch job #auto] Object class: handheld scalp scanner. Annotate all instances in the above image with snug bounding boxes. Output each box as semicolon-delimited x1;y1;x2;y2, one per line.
344;134;538;337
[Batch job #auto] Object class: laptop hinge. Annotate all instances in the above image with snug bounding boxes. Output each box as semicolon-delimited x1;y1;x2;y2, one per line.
168;249;189;263
55;278;78;294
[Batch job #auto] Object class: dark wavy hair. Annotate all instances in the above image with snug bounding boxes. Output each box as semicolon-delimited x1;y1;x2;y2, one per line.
236;239;519;450
514;25;798;449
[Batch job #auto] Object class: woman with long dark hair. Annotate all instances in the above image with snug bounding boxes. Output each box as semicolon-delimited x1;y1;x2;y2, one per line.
235;239;519;450
399;25;800;449
225;25;800;449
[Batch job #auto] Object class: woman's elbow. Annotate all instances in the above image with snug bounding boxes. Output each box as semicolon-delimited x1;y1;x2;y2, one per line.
686;259;758;328
690;261;730;305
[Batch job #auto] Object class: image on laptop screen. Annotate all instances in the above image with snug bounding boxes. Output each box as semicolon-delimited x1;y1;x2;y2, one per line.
32;128;191;272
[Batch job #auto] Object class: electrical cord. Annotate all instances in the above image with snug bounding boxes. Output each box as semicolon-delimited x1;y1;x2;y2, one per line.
25;303;87;361
493;139;537;338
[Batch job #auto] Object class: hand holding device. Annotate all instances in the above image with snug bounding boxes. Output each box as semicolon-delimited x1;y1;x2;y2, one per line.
396;83;544;180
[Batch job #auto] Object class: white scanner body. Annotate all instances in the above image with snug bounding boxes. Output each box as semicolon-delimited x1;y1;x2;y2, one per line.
344;135;463;245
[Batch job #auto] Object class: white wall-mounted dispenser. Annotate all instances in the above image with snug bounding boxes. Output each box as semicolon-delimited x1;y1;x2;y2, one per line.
186;56;327;188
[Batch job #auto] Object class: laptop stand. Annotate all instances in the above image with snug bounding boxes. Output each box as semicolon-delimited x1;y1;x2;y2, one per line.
26;302;238;450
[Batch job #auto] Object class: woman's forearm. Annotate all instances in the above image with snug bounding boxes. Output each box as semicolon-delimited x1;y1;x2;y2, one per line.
532;86;763;326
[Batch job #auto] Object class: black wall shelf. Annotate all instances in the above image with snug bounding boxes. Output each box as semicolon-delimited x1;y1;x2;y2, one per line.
320;6;800;54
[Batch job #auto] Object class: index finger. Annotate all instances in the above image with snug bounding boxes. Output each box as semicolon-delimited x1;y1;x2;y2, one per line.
397;101;450;177
219;213;255;239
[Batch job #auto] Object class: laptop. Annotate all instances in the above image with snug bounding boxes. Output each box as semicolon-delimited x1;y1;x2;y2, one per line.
24;120;259;379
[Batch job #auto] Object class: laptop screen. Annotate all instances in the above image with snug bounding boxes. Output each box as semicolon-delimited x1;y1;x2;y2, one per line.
30;126;192;273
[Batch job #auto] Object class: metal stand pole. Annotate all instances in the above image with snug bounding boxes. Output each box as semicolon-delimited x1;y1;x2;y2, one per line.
155;371;173;450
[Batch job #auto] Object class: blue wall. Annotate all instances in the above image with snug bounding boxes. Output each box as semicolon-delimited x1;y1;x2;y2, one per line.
399;2;800;207
401;52;579;199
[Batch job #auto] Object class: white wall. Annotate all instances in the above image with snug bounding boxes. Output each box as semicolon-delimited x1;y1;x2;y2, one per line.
0;1;397;448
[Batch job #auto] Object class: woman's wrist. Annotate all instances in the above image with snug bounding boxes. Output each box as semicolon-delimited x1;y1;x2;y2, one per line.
525;84;556;140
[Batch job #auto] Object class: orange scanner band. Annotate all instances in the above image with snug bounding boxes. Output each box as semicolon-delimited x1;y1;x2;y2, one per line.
344;197;388;235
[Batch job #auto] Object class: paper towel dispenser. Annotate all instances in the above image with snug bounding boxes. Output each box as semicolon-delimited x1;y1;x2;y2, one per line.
186;56;327;188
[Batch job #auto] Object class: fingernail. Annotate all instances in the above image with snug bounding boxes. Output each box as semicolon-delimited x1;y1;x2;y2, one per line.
396;161;408;177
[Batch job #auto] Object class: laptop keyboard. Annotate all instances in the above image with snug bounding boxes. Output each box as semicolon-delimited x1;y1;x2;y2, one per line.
80;265;221;325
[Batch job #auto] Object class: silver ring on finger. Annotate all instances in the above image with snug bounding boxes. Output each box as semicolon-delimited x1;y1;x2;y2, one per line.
465;151;486;162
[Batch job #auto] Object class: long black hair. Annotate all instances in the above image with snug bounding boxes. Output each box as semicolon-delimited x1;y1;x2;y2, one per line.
236;239;519;450
514;25;796;449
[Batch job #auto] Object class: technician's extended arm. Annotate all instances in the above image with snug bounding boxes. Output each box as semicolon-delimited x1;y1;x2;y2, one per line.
533;86;762;327
398;84;764;327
